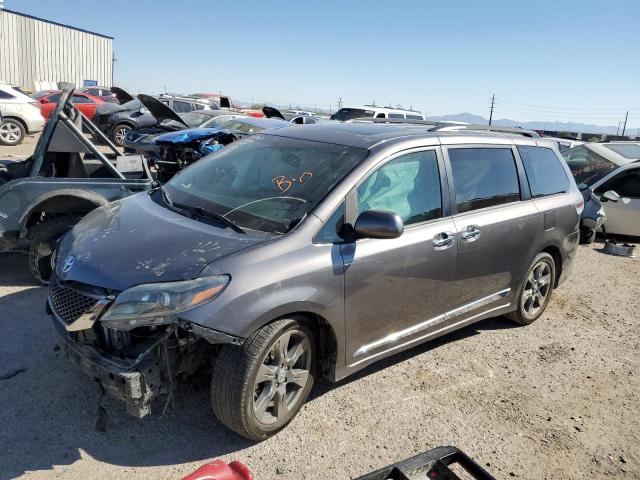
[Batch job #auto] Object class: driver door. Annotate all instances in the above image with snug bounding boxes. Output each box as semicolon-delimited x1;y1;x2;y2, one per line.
342;148;459;365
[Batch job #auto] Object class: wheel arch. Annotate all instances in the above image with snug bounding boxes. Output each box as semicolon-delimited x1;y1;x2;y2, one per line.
2;115;27;131
540;244;563;288
251;308;340;380
20;190;107;231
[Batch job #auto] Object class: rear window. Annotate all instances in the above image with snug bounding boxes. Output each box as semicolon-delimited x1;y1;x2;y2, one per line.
518;146;570;197
603;143;640;159
0;90;14;99
449;147;520;213
331;108;374;121
406;114;424;120
562;146;617;189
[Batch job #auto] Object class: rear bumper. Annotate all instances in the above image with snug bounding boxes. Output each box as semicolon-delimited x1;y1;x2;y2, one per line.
49;301;168;418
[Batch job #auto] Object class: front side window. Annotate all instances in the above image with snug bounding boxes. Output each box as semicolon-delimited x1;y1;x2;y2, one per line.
449;147;520;213
562;146;617;189
315;202;345;243
72;94;94;104
164;135;368;233
595;169;640;198
518;146;570;197
357;150;442;226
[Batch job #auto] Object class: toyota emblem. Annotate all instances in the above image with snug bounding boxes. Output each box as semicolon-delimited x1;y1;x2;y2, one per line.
61;256;75;273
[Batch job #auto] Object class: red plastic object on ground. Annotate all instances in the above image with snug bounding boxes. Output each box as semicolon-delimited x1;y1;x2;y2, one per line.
181;460;253;480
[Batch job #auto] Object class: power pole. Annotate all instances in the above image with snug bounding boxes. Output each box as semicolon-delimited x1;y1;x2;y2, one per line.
488;94;495;125
621;111;629;137
616;121;621;136
337;97;343;110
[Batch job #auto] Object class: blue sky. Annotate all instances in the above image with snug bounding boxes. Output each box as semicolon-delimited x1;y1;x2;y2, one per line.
8;0;640;127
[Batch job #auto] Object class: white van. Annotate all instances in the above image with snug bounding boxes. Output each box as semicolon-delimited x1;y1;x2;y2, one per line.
331;106;425;121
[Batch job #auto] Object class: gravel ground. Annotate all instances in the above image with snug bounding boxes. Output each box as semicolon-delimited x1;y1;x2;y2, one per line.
0;240;638;480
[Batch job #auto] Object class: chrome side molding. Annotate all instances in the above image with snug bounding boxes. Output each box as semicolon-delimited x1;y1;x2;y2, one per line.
353;288;511;358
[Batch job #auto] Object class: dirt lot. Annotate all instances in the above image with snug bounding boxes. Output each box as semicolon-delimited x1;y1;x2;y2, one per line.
0;240;638;480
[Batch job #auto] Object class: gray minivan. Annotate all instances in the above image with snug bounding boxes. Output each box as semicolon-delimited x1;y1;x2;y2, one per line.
47;123;582;440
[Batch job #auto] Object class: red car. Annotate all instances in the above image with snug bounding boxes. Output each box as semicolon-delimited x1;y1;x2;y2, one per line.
32;90;106;120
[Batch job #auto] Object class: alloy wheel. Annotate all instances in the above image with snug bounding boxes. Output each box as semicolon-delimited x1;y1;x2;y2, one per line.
521;260;552;318
0;122;21;143
252;329;312;425
114;126;129;146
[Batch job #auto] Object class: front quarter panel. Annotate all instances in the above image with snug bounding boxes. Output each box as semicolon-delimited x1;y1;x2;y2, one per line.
179;216;345;359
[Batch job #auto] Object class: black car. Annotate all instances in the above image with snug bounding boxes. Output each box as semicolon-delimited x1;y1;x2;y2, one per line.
93;97;157;147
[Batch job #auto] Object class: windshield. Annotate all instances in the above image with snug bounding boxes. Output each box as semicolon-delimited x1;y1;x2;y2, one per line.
122;98;142;110
562;146;617;189
331;108;375;122
178;112;216;128
201;117;284;134
603;143;640;159
164;135;368;233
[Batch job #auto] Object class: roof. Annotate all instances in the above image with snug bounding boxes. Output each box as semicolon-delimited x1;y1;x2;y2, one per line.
263;122;547;149
1;9;114;39
583;142;640;166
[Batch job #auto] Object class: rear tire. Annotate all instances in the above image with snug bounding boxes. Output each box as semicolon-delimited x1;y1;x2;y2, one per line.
507;252;556;325
211;317;316;441
0;119;26;146
28;216;79;285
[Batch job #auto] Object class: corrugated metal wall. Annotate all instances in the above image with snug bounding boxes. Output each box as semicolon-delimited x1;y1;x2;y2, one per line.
0;9;113;90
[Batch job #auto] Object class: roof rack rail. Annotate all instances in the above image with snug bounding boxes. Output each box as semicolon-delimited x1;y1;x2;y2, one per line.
347;117;540;138
429;123;541;138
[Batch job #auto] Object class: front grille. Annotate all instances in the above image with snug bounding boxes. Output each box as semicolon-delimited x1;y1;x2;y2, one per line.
49;284;99;326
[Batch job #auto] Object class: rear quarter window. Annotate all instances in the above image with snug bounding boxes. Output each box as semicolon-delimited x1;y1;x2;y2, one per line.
518;146;570;197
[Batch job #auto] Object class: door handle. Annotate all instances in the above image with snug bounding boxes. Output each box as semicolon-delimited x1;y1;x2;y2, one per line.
460;224;481;242
433;231;455;250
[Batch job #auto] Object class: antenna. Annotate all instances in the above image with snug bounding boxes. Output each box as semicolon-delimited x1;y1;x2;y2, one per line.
489;94;495;126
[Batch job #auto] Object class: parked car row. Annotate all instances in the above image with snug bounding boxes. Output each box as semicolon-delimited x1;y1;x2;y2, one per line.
0;83;45;146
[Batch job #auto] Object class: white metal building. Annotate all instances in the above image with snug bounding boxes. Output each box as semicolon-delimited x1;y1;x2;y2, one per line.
0;7;113;91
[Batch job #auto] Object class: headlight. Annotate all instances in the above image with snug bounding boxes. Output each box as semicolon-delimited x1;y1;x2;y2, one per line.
100;275;229;330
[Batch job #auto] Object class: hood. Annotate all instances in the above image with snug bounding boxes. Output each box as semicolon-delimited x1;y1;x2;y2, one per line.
138;94;188;127
262;106;286;120
56;192;268;291
111;86;134;104
155;128;232;145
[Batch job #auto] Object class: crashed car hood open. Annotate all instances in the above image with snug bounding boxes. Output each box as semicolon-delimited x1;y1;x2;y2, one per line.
137;94;188;128
56;192;269;291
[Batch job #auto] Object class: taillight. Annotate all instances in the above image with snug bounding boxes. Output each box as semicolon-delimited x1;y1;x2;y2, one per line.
575;196;584;215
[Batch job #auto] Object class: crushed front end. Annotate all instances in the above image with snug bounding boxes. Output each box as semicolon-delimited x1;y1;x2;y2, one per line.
47;274;240;417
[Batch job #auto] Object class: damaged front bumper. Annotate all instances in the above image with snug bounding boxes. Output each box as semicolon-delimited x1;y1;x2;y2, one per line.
47;281;244;418
49;304;172;417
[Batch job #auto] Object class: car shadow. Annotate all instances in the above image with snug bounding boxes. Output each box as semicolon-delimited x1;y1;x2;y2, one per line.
0;276;515;479
308;315;517;400
0;253;39;287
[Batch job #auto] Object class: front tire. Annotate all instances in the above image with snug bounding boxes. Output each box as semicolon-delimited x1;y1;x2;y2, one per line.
211;318;316;441
111;123;131;147
0;119;26;146
507;252;556;325
28;216;79;285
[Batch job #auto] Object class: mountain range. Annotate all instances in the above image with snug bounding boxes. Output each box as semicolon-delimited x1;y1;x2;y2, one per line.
425;113;637;136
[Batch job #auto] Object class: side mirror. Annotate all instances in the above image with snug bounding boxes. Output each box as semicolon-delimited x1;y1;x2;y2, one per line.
602;190;621;202
354;210;404;239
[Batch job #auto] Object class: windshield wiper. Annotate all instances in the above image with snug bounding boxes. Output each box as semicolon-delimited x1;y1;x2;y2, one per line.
172;201;246;235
